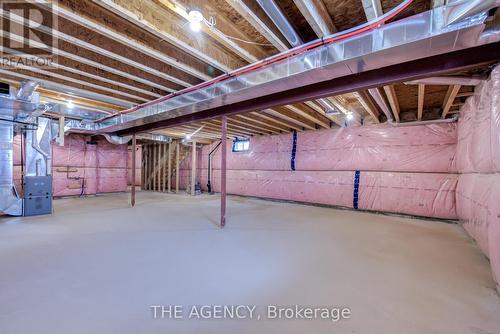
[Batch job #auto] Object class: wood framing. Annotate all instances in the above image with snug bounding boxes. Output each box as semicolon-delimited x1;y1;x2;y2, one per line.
383;85;400;122
417;84;425;120
442;85;461;118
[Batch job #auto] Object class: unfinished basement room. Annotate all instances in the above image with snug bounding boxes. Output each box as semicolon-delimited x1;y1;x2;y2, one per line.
1;0;500;333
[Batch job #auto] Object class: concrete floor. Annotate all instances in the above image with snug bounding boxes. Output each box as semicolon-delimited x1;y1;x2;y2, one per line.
1;192;500;334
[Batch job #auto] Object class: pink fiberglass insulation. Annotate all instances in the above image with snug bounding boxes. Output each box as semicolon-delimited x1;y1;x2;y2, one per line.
454;65;500;288
295;124;457;172
96;139;128;193
12;134;129;197
127;146;142;186
456;66;500;173
200;123;457;173
456;174;500;284
52;135;99;197
178;122;458;219
194;169;457;219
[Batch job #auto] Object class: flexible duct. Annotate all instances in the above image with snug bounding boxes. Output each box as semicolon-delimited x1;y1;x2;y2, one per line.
15;80;39;102
255;0;302;47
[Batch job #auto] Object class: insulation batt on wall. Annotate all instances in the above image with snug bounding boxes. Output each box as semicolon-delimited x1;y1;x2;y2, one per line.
13;134;129;197
179;122;459;220
455;65;500;288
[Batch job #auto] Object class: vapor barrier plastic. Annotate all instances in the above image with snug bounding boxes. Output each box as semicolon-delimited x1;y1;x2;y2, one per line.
456;174;500;284
456;66;500;173
13;134;129;197
179;123;458;219
201;123;457;173
127;146;142;186
455;64;500;288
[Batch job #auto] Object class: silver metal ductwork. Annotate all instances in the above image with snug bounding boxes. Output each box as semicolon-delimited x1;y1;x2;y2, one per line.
0;116;23;216
255;0;302;47
15;80;39;102
96;0;500;134
444;0;500;26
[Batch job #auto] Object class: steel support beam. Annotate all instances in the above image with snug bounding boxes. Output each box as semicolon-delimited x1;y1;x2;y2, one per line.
116;42;500;135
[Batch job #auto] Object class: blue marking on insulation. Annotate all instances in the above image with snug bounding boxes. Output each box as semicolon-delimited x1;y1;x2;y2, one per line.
291;130;297;171
353;170;360;209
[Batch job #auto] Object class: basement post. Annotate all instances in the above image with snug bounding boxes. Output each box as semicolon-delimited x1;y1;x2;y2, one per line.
167;142;172;192
175;140;180;193
191;140;196;196
221;115;227;228
58;116;65;146
131;134;136;207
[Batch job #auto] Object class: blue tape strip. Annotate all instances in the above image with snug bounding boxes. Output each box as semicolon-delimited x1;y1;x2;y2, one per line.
291;130;297;171
353;170;360;209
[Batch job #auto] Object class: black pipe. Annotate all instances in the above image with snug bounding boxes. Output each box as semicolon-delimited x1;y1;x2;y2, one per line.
207;140;222;194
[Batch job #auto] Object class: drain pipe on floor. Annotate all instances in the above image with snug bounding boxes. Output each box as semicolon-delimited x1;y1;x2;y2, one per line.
207;140;222;194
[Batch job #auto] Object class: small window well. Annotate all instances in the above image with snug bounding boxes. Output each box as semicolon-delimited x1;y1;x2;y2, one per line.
232;139;249;152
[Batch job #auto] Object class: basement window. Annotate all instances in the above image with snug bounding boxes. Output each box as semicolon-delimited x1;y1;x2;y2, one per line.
232;139;249;152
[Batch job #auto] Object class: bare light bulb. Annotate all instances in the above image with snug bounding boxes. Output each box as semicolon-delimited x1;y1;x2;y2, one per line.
186;134;192;140
346;112;354;120
189;21;201;32
188;10;204;32
67;100;74;109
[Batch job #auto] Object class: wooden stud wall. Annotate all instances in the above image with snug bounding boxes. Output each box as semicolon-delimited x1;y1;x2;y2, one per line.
141;141;187;192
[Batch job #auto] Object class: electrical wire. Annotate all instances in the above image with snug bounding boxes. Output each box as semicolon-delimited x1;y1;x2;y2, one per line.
216;31;275;47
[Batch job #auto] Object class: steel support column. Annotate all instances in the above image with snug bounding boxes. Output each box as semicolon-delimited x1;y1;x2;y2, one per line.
220;115;227;228
191;140;196;196
131;134;136;207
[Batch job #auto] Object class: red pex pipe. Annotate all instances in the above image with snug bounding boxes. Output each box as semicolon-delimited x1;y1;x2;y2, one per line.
102;0;413;120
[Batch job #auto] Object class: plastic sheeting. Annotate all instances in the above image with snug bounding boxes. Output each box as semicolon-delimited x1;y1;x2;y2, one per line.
456;174;500;284
12;134;129;197
201;123;457;173
127;146;142;186
456;66;500;173
178;122;459;219
455;65;500;288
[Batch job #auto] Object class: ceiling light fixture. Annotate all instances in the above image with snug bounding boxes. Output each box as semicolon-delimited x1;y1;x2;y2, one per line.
67;99;74;109
188;10;204;32
346;112;354;120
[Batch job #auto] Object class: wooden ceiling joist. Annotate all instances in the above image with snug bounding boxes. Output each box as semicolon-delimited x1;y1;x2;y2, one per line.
361;0;384;21
383;85;400;122
293;0;337;37
250;111;303;132
264;108;315;130
94;0;240;72
304;101;342;126
236;114;291;133
353;91;380;123
54;1;212;81
226;0;289;52
231;115;285;134
442;85;461;118
157;0;269;63
2;62;149;103
286;104;330;129
0;69;136;108
417;84;425;120
2;12;196;88
0;30;177;94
